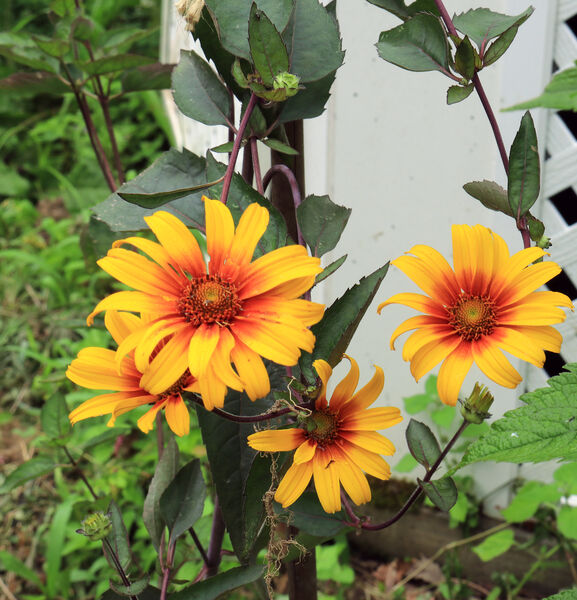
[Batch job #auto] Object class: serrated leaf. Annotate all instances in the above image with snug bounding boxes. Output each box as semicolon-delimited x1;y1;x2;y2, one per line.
143;436;179;551
455;36;475;80
170;565;264;600
109;576;149;597
277;492;347;537
261;138;299;155
367;0;439;20
0;71;71;96
406;419;441;470
502;481;561;523
315;254;347;285
458;364;577;468
105;502;132;571
121;63;174;92
484;25;518;67
453;7;533;49
0;457;58;493
541;591;577;600
507;65;577;112
299;263;389;380
278;70;336;122
508;111;540;219
447;83;474;104
419;477;458;511
296;194;351;257
554;463;577;495
81;54;155;76
463;180;513;217
248;4;289;86
172;49;232;127
473;529;515;561
376;14;449;73
160;459;206;545
41;395;71;440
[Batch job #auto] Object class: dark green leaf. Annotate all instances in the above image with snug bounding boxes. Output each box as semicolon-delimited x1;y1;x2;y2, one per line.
109;577;150;597
211;142;234;153
0;457;57;493
71;16;96;42
106;501;132;571
81;54;155;76
0;71;71;96
160;459;206;545
453;7;533;49
454;36;475;80
280;492;347;537
100;587;160;600
93;149;207;232
261;138;299;155
172;50;232;127
41;395;70;440
296;194;351;257
406;419;441;469
419;476;458;511
248;4;289;86
483;25;518;67
314;254;347;285
457;364;577;468
204;0;292;59
447;83;474;104
300;264;389;380
541;590;577;600
117;177;224;208
143;436;179;551
0;33;59;72
376;13;449;73
472;529;515;561
32;36;69;58
463;180;513;216
121;63;174;92
367;0;439;20
170;565;264;599
282;0;344;83
278;70;336;122
508;111;540;218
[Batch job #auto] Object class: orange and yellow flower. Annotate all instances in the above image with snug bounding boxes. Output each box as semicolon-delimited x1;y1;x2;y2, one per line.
87;198;324;410
379;224;573;406
247;356;402;514
67;311;197;436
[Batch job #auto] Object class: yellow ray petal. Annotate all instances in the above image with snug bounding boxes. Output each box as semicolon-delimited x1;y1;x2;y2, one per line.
329;355;359;411
137;399;166;433
104;311;143;346
340;407;402;431
231;338;270;400
67;352;141;391
499;290;573;325
497;261;562;307
390;315;446;350
436;342;473;406
313;359;332;408
247;428;306;452
275;461;313;508
204;198;235;273
491;327;545;367
188;323;220;377
228;202;269;265
198;370;227;410
339;441;391;479
343;364;384;412
265;274;318;299
378;292;446;318
332;446;371;506
452;224;498;296
113;235;176;274
69;391;147;424
164;395;190;437
339;431;396;455
87;291;175;326
132;317;185;372
401;325;457;362
472;337;522;388
489;247;548;299
513;324;562;353
312;452;341;513
294;439;317;464
409;335;462;381
242;296;325;328
211;328;243;391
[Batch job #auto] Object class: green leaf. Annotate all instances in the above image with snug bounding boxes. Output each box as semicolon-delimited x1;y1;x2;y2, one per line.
282;0;344;83
508;111;540;219
554;462;577;495
41;395;71;440
394;453;419;473
46;498;75;598
261;138;299;155
376;14;450;73
278;70;336;122
210;142;234;153
32;35;69;58
463;180;513;217
172;49;232;127
105;501;132;572
314;254;347;285
453;7;533;49
367;0;439;20
170;565;265;599
0;71;71;96
0;161;31;196
299;263;389;379
248;3;289;86
93;149;207;232
502;481;561;523
472;529;515;561
454;36;475;80
483;25;519;67
296;194;351;257
406;419;441;470
447;83;474;104
419;477;458;511
100;587;160;600
542;589;577;600
81;54;155;76
71;16;96;42
0;32;59;72
0;551;45;591
0;457;57;493
404;393;433;415
109;576;150;597
196;392;275;563
143;436;179;551
121;63;174;93
117;177;224;208
160;459;206;545
281;492;347;537
431;405;456;429
458;364;577;468
204;0;292;59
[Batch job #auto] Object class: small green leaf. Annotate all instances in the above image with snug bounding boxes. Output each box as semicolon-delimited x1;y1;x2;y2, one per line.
314;254;347;285
106;501;132;571
0;457;58;493
483;25;519;67
453;7;533;49
367;0;439;20
527;214;546;243
463;180;513;217
41;395;71;440
278;70;336;122
502;481;561;523
261;138;299;155
447;83;474;104
0;71;71;96
394;453;419;473
248;4;289;86
554;463;577;495
210;142;234;153
117;177;224;208
508;111;540;219
81;54;155;76
172;49;232;127
419;477;458;511
454;36;475;80
376;14;450;73
507;65;577;112
473;529;515;561
109;576;150;597
431;405;456;429
297;194;351;257
121;63;174;93
404;393;433;414
406;419;441;470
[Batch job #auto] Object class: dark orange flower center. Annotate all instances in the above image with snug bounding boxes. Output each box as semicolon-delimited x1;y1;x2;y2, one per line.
447;293;497;342
303;409;340;448
178;274;242;326
160;370;193;399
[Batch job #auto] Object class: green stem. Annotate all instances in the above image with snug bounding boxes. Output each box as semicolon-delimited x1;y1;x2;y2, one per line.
103;538;138;600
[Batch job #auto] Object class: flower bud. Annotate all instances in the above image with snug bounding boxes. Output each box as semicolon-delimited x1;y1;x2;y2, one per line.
460;383;494;424
77;512;112;541
273;72;300;97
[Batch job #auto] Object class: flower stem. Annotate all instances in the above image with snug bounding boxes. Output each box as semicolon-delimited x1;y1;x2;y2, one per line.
188;526;210;566
103;538;138;600
206;496;225;577
63;446;99;501
221;93;258;205
192;395;297;422
160;541;176;600
250;137;264;195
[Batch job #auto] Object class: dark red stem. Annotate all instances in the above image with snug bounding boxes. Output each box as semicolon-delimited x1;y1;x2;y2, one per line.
250;137;264;195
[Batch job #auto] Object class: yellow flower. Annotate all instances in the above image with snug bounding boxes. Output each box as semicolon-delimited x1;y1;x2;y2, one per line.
247;356;402;514
67;311;197;436
87;198;324;410
379;224;574;406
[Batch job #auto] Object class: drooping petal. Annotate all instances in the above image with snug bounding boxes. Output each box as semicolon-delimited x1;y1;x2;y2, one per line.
436;342;474;406
67;348;141;391
242;296;325;328
378;292;446;318
390;315;447;350
334;454;371;506
312;451;341;513
197;368;227;410
294;439;317;464
313;359;332;408
489;246;546;299
137;399;166;433
343;364;384;412
231;337;270;400
211;328;244;392
227;202;269;266
409;335;462;381
401;325;457;362
499;291;573;325
339;441;391;480
87;291;175;325
514;324;562;353
188;323;220;378
275;461;313;508
104;311;143;346
490;326;546;367
133;317;187;373
69;391;151;424
204;198;235;274
164;395;190;437
329;355;359;411
247;428;306;452
471;337;522;388
339;430;396;455
340;407;402;431
113;235;178;276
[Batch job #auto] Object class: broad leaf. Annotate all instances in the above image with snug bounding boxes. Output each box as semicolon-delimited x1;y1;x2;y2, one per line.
106;501;132;571
170;565;264;599
541;591;577;600
457;364;577;468
121;63;174;92
447;83;474;105
261;138;298;155
160;459;206;545
406;419;441;470
453;7;533;50
463;180;513;217
0;457;58;493
502;481;561;523
109;577;149;597
299;263;389;380
314;254;347;285
508;111;540;219
473;529;515;561
81;54;155;76
100;587;160;600
376;13;450;73
249;4;289;86
296;194;351;257
483;25;519;67
41;395;70;440
0;72;71;96
278;70;336;122
279;492;347;538
0;32;59;72
558;506;577;541
419;477;458;511
142;436;179;551
172;50;232;127
118;177;224;208
454;36;475;80
367;0;439;20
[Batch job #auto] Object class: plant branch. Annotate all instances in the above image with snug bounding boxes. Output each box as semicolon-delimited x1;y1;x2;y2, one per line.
191;394;297;422
160;541;176;600
103;538;138;600
205;496;225;577
250;137;264;195
189;527;210;566
63;446;98;501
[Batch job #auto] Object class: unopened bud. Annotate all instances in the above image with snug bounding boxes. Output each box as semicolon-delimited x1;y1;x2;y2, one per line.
273;72;300;98
460;383;494;424
77;512;112;541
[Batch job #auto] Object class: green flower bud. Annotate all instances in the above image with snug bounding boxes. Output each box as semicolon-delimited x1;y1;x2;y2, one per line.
272;72;300;98
77;512;112;541
460;383;494;424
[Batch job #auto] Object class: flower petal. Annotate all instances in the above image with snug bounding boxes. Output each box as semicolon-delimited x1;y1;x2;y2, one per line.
339;430;396;455
329;355;359;411
494;257;558;306
514;325;562;353
312;451;341;513
378;292;446;318
188;323;220;378
437;342;473;406
164;395;190;437
275;461;313;508
87;291;176;325
294;439;317;464
104;311;143;346
499;291;573;325
339;441;391;479
332;446;371;506
313;359;332;409
472;337;522;388
137;399;166;433
343;364;384;412
401;325;457;362
247;428;306;452
69;391;151;424
409;335;462;381
390;315;447;350
242;296;325;328
340;407;402;431
204;197;235;273
197;368;227;410
231;338;270;400
491;326;546;367
228;202;269;266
